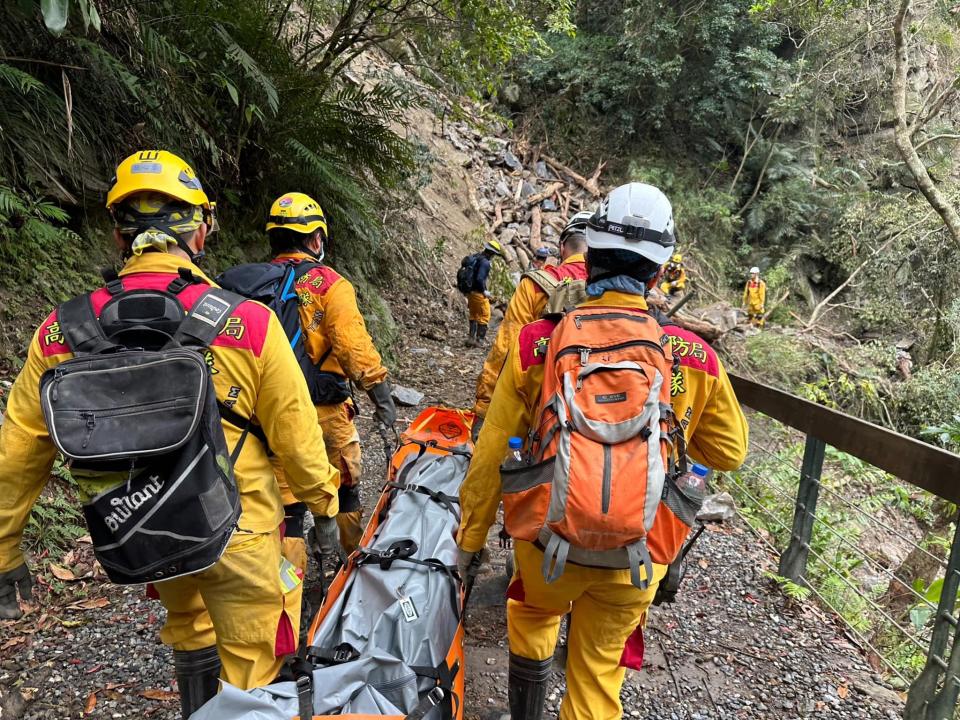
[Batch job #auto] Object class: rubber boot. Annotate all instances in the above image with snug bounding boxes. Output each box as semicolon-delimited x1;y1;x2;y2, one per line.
508;652;552;720
174;646;221;719
476;323;488;345
466;321;478;347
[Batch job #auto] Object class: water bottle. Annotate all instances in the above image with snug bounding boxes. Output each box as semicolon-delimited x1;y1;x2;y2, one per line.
504;437;524;468
679;463;709;500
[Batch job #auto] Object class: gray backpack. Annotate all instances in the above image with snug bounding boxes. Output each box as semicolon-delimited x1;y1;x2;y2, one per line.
39;270;249;585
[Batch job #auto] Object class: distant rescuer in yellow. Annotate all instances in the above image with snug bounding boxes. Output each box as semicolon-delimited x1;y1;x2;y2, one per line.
232;192;396;559
742;266;766;327
461;239;504;347
659;252;687;296
471;212;589;433
456;182;748;720
0;152;341;716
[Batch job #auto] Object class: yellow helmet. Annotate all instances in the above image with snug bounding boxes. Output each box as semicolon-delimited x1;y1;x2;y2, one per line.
672;252;683;264
266;192;327;236
483;239;504;256
106;150;210;210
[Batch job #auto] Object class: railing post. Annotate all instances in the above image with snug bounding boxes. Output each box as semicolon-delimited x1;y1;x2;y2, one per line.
778;434;826;583
904;512;960;720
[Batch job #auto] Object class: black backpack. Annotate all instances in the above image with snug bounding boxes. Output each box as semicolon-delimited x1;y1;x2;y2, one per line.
456;254;480;295
38;269;247;585
217;261;349;405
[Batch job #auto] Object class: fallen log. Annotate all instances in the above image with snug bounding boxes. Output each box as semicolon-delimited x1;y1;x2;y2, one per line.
541;153;603;197
491;201;504;232
524;181;565;208
672;311;723;342
530;206;542;247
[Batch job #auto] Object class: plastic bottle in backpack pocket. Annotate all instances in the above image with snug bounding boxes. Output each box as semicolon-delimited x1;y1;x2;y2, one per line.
503;437;524;469
678;463;710;502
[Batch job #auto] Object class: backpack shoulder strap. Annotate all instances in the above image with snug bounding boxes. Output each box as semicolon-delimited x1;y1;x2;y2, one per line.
57;294;118;355
171;288;247;348
523;268;560;295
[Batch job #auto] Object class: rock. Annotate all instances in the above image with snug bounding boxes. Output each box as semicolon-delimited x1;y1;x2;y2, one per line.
698;303;740;333
520;180;536;198
697;492;736;522
498;228;519;246
497;150;523;172
494;180;511;197
534;160;557;180
854;680;905;704
408;347;430;356
541;198;558;212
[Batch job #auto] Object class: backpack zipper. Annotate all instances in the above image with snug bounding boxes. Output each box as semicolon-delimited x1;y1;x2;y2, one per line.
602;444;612;513
573;312;649;329
556;338;665;361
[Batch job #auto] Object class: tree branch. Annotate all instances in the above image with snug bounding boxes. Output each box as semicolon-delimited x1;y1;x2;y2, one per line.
892;0;960;251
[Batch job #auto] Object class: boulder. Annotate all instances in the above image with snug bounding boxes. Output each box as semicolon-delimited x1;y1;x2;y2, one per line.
391;383;425;407
698;303;740;333
534;160;557;180
498;150;523;172
697;492;736;523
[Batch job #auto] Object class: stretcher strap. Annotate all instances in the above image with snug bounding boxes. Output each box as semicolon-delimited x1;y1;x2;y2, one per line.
405;687;446;720
283;656;315;720
355;545;462;620
305;642;360;665
384;482;461;523
410;658;460;720
402;439;473;459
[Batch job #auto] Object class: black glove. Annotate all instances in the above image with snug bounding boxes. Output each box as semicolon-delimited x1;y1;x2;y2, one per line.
310;515;346;578
367;382;397;429
0;563;32;620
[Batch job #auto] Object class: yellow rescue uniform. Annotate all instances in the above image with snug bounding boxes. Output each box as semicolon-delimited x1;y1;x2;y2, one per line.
0;252;340;689
271;252;388;555
659;265;687;296
742;278;766;327
458;291;748;720
473;255;586;418
467;291;491;326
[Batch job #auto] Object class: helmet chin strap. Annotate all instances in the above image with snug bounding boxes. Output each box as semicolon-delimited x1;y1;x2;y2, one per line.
300;241;324;263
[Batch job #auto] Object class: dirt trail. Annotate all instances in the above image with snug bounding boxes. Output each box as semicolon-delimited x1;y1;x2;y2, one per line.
0;297;905;719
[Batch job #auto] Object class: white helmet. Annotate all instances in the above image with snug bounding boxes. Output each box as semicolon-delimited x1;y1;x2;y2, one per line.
586;183;675;265
559;210;593;244
750;266;760;274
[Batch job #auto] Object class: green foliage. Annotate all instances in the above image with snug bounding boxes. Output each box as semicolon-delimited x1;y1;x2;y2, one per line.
742;332;819;387
23;475;86;558
923;414;960;453
763;571;812;601
517;0;790;152
892;365;960;440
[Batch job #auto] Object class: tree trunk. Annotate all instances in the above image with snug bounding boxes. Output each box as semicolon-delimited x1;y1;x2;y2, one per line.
892;0;960;251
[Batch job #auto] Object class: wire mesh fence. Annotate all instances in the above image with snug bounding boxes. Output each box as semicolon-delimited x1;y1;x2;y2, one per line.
716;411;956;697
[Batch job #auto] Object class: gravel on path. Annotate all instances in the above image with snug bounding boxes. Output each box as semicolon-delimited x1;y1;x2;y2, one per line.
0;297;907;719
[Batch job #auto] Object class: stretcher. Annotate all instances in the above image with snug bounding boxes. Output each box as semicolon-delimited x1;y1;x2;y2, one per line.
193;406;474;720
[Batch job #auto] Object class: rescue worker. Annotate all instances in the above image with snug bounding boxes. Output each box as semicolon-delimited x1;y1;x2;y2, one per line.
659;252;687;296
466;240;504;347
456;183;748;720
530;246;555;271
742;266;766;327
472;212;590;428
0;152;342;717
263;192;396;557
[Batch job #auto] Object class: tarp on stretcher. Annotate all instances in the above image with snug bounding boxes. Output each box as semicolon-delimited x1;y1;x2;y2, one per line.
192;406;474;720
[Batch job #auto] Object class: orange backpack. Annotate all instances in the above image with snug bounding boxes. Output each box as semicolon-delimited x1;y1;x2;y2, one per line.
501;306;689;589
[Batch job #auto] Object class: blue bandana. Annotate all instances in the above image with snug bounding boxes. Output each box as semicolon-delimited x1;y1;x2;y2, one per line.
586;275;649;297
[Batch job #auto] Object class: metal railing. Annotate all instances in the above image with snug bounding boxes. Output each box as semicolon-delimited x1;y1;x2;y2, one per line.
725;374;960;719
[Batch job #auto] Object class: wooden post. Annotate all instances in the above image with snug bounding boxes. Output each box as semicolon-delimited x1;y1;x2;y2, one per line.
778;435;826;583
905;512;960;719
